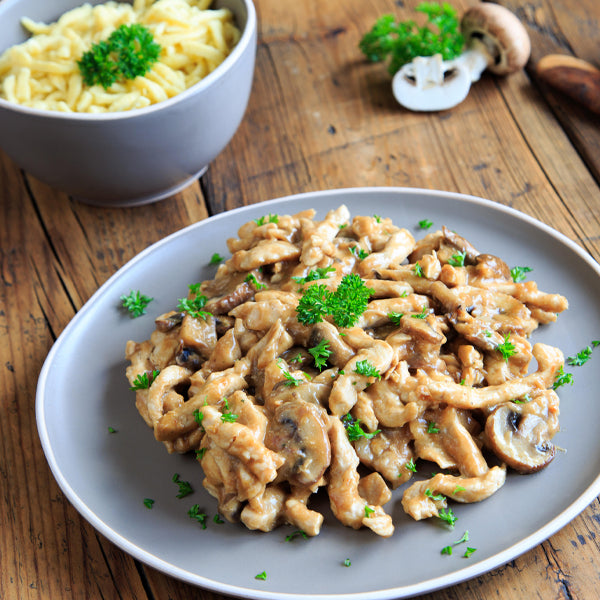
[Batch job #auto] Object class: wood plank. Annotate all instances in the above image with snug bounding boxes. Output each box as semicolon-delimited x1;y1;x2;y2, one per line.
0;151;148;600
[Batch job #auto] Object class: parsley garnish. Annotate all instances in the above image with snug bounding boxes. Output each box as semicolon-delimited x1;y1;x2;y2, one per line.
285;530;308;542
254;214;279;226
453;485;466;495
496;334;517;361
188;504;208;528
567;345;594;367
245;273;267;290
441;545;453;555
195;447;207;460
425;488;445;502
130;369;159;391
350;245;369;260
209;253;224;265
388;311;404;325
455;530;470;544
220;399;238;423
364;505;375;518
463;547;476;558
292;266;336;285
426;421;439;434
412;306;428;319
143;498;155;509
512;393;532;404
309;339;332;370
353;359;381;379
172;473;193;498
177;293;211;320
78;24;161;89
413;263;424;277
447;251;466;267
342;414;381;442
374;215;382;223
108;426;117;433
510;266;533;283
343;558;352;567
120;290;153;317
359;3;464;75
405;458;417;473
418;219;434;230
438;507;457;528
255;571;267;581
553;365;574;390
295;274;374;328
213;513;224;524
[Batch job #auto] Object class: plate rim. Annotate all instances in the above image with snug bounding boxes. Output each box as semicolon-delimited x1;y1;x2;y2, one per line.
36;186;600;600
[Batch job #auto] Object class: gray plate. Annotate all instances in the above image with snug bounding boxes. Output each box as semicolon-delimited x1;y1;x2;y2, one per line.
36;188;600;599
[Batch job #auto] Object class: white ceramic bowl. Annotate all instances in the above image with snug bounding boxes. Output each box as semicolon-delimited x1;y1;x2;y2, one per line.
0;0;257;206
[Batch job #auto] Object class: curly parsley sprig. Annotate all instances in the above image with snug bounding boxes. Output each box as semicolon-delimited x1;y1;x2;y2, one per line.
359;2;464;75
78;23;161;89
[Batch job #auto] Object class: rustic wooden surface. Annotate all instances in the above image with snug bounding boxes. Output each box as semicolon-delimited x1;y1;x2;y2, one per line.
1;0;599;598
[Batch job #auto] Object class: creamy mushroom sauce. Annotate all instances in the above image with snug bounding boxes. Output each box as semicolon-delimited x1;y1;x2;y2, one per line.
125;205;568;537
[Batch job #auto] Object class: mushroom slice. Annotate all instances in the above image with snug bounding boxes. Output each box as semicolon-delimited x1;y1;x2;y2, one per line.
485;404;555;473
265;400;331;487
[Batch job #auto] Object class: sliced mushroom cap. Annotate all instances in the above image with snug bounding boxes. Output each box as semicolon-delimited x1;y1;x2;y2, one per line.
485;404;555;473
155;310;185;332
264;400;331;487
473;253;512;282
461;3;531;75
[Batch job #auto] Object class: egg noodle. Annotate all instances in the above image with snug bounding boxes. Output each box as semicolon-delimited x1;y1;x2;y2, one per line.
0;0;241;113
125;206;568;537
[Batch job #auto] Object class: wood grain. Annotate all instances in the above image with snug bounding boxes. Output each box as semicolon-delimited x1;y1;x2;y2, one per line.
1;1;599;599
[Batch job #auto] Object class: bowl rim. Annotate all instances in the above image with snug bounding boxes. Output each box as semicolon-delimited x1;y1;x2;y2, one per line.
0;0;257;121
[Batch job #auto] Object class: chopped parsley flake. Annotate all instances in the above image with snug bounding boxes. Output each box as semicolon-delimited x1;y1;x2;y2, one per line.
510;266;533;283
425;488;445;502
255;571;267;581
350;245;369;260
195;447;207;460
496;334;517;361
209;252;224;265
388;311;404;325
567;345;594;367
441;545;453;555
413;263;424;277
143;498;155;509
213;513;224;524
455;530;470;544
285;530;308;542
447;251;466;267
245;273;267;290
364;505;375;518
309;339;332;371
463;547;476;558
254;214;279;226
172;473;193;498
438;507;457;528
177;293;211;320
453;485;466;495
130;369;160;391
343;558;352;567
411;306;428;319
188;504;207;528
342;414;381;442
292;266;336;285
426;421;440;434
353;359;381;379
121;290;153;317
553;365;574;390
405;458;417;473
107;426;117;433
418;219;434;230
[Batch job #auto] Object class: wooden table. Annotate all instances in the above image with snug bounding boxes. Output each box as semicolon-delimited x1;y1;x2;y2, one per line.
2;0;599;598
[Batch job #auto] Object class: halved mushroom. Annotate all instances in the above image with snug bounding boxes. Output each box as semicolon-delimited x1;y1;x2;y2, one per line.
264;400;331;487
461;2;531;75
485;404;555;473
